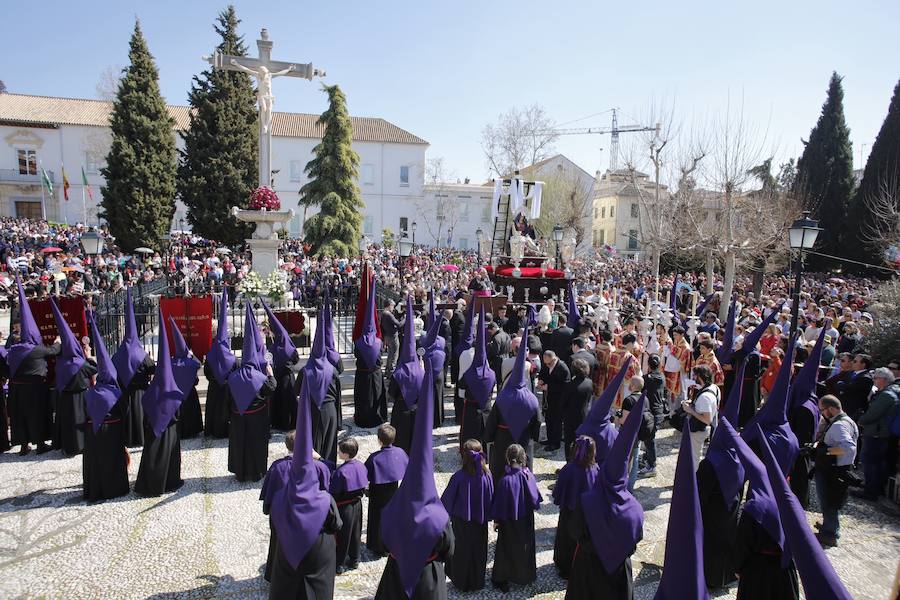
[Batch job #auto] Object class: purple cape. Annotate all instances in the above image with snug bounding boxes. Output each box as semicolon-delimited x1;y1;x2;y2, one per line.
441;450;494;524
50;296;86;390
322;292;341;369
141;309;185;438
722;419;786;556
380;344;450;599
365;445;409;484
227;303;269;414
489;465;542;521
789;326;827;436
582;394;645;572
270;377;333;569
7;277;44;377
453;299;476;359
206;291;236;385
461;306;495;409
494;306;539;440
742;335;799;476
262;299;297;372
576;354;634;461
653;426;709;600
715;296;737;365
553;459;599;511
260;456;292;513
567;280;581;330
168;316;201;398
757;429;853;600
303;302;335;409
330;459;368;495
112;286;148;388
704;357;747;509
354;276;382;369
391;294;423;409
84;310;122;432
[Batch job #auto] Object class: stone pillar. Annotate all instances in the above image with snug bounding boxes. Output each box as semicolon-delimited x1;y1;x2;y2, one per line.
231;207;294;276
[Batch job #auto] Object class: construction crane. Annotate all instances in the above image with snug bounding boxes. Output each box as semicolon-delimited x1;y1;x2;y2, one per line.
544;109;659;171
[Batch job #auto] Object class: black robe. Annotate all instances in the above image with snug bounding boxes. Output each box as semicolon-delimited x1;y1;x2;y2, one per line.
554;506;577;579
57;359;98;456
492;506;537;586
432;364;445;429
738;353;762;427
83;401;130;501
299;371;339;464
332;357;345;431
446;516;488;592
388;379;416;453
563;376;592;458
732;517;800;600
177;383;203;440
269;353;301;431
366;481;399;556
697;458;740;589
564;505;634;600
228;377;276;483
375;523;454;600
0;354;10;452
353;351;386;428
483;405;541;488
120;356;156;448
203;362;231;439
334;487;365;568
458;381;490;449
134;418;183;497
268;497;342;600
8;343;59;446
788;405;816;510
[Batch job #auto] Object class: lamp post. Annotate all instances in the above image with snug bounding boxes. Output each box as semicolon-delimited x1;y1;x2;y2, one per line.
787;211;822;342
178;217;185;234
552;223;564;269
411;220;417;245
161;232;171;287
398;233;413;285
476;227;483;263
358;234;367;260
447;226;454;249
81;228;105;258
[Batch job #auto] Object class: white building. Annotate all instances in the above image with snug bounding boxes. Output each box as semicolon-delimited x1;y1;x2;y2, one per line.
0;93;429;241
419;181;494;251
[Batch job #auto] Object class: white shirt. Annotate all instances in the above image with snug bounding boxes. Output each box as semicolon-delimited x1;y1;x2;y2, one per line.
694;386;720;428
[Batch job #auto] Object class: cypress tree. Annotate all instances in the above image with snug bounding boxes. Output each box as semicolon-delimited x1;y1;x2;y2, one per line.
794;72;855;269
300;85;363;257
100;21;177;252
178;6;258;245
847;79;900;266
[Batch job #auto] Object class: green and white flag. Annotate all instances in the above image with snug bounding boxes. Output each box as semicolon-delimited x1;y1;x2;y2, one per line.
40;168;53;195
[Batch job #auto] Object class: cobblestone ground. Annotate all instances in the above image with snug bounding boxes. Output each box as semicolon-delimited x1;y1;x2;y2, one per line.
0;361;898;600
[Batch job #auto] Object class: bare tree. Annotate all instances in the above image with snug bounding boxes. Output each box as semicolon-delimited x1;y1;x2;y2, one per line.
95;65;123;101
0;80;7;94
859;171;900;261
416;157;462;247
481;104;559;177
525;162;594;247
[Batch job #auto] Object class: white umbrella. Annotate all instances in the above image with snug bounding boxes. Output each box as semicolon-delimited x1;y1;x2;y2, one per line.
134;247;153;254
216;248;232;255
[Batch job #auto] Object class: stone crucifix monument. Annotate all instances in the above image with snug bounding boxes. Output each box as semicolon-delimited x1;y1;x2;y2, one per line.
203;28;326;276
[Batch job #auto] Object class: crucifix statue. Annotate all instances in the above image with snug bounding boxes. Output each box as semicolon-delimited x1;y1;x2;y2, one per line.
203;28;326;188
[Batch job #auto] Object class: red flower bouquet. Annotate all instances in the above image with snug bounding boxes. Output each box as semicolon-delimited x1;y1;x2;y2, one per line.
249;186;281;211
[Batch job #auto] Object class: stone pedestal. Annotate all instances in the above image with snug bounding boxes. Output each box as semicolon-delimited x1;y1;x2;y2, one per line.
232;207;294;276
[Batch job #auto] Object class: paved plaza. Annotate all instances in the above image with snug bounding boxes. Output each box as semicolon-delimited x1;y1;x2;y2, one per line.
1;362;898;600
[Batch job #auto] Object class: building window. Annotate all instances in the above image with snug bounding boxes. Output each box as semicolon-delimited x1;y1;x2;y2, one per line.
610;205;615;218
361;164;374;185
363;215;374;235
601;206;606;219
630;203;639;218
458;237;468;250
84;151;103;174
627;229;638;250
17;149;37;175
480;197;491;222
399;165;409;186
399;217;408;233
459;199;470;222
289;160;304;182
598;229;605;245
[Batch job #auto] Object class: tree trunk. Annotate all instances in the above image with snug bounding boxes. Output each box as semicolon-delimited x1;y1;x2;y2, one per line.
705;249;715;295
651;247;661;290
751;257;766;298
720;249;736;321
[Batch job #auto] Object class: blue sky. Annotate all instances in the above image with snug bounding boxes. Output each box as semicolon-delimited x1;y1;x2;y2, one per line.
3;1;898;182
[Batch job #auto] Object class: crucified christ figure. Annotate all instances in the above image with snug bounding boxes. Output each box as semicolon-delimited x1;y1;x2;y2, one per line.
230;59;295;133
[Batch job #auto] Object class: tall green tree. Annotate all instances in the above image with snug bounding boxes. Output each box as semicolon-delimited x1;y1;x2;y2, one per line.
300;85;363;256
847;79;900;266
100;21;176;252
178;6;258;245
794;72;855;268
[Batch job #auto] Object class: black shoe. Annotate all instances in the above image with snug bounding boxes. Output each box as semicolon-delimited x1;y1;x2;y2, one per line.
493;581;510;593
815;532;838;548
336;566;346;575
19;444;31;456
346;562;359;571
36;443;52;455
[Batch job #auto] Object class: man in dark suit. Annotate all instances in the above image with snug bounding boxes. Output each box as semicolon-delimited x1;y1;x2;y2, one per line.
538;349;570;453
439;309;453;387
380;300;402;373
448;302;466;385
836;353;874;421
494;305;509;333
487;322;511;389
569;336;598;377
552;313;575;366
823;352;855;397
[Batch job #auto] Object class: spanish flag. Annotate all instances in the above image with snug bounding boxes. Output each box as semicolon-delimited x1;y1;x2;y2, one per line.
62;166;71;201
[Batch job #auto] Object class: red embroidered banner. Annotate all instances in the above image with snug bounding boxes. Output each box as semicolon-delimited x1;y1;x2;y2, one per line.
31;296;89;345
160;295;214;359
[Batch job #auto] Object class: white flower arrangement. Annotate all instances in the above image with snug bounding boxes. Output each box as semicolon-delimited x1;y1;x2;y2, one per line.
237;271;264;296
238;270;289;301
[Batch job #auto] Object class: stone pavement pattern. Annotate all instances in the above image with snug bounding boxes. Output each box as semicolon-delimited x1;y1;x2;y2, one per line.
0;362;898;600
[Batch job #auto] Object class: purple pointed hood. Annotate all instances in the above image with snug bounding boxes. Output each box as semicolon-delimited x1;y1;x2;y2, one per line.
757;429;853;600
112;287;148;388
739;301;784;356
381;346;450;599
50;296;86;390
354;277;382;369
567;280;580;330
453;299;476;359
425;289;436;328
141;309;185;438
85;310;122;432
742;336;799;476
262;299;297;372
392;294;424;409
695;292;714;319
322;292;341;368
582;394;645;572
441;449;494;524
790;326;826;434
8;276;44;376
206;291;236;385
494;306;539;440
461;306;496;409
724;420;786;554
227;303;269;414
576;354;634;461
302;303;335;409
704;357;747;509
168;316;201;398
715;296;737;365
271;376;333;569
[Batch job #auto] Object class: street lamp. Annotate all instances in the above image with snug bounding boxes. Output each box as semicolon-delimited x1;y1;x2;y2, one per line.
358;234;368;259
81;228;105;257
411;220;417;245
476;227;484;263
552;223;564;269
398;233;413;283
178;217;185;234
787;211;822;341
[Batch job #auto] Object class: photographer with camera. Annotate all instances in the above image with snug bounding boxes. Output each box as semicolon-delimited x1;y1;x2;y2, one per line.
813;394;858;547
681;364;720;471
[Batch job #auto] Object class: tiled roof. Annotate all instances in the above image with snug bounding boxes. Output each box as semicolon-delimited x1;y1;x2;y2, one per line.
0;93;428;145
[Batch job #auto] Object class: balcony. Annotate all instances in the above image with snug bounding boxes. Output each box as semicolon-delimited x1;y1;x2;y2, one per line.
0;169;55;184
